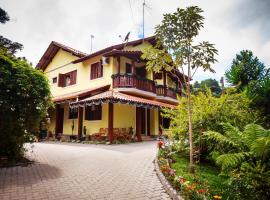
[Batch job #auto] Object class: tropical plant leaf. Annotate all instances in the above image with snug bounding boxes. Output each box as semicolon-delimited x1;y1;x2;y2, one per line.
251;136;270;161
243;124;270;146
203;131;238;150
216;152;251;170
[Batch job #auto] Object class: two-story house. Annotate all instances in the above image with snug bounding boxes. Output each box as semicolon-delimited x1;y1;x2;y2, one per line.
36;36;184;143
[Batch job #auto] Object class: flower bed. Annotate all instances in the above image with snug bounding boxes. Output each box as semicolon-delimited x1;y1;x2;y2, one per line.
157;140;227;200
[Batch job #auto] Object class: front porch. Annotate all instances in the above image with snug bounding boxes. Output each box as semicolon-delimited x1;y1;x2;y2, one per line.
48;91;175;143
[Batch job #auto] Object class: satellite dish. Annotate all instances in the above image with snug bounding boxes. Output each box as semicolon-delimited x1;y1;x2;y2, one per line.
101;56;110;65
124;32;130;42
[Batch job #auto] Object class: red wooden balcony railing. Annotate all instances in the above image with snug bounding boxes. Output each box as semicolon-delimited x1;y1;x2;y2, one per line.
112;74;179;99
112;74;155;93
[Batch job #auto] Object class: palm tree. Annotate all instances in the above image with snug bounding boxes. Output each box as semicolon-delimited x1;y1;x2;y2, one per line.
203;123;270;171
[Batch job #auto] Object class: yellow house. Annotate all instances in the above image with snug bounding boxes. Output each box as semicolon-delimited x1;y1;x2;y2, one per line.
36;36;184;143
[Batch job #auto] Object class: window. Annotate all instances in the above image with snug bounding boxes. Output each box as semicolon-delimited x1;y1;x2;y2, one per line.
136;67;146;78
85;104;102;120
58;70;77;87
154;72;162;80
52;77;57;84
69;107;78;119
126;63;132;74
90;62;103;80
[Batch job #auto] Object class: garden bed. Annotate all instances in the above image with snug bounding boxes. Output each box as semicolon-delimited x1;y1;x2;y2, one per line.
157;142;230;200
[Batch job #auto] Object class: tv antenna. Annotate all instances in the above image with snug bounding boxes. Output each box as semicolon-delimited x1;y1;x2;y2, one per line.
119;32;131;47
142;0;146;39
90;34;94;52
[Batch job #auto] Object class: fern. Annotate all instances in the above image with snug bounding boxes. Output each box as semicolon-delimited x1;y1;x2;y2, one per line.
216;152;251;170
243;124;270;146
203;131;238;150
251;136;270;161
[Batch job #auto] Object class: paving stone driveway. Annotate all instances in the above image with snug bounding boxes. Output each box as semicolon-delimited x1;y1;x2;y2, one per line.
0;142;170;200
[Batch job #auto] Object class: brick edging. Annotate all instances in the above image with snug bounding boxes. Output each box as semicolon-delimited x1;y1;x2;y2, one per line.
154;157;183;200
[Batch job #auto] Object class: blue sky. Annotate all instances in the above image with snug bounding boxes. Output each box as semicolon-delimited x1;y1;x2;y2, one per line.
1;0;269;83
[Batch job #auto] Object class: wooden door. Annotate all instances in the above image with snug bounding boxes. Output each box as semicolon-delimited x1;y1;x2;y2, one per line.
55;106;64;136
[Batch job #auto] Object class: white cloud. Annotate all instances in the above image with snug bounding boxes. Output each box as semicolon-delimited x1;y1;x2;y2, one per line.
1;0;269;82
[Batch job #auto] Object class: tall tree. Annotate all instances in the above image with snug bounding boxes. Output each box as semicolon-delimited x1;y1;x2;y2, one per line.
0;7;23;55
0;7;51;161
225;50;269;90
193;78;222;96
142;6;218;172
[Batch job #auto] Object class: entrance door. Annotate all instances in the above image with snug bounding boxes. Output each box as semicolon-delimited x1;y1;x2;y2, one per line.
136;107;150;136
55;106;64;136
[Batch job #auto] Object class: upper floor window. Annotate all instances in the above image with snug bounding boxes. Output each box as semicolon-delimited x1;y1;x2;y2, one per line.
85;104;102;120
154;72;162;80
90;62;103;80
136;67;146;78
52;77;57;84
126;63;132;74
58;70;77;87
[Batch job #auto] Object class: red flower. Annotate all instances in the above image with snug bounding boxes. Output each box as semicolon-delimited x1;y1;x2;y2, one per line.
197;189;206;194
157;140;165;149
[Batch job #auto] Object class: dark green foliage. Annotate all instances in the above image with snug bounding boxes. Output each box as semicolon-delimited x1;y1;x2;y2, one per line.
0;35;23;55
204;123;270;171
0;52;52;160
0;7;9;24
246;77;270;126
0;7;23;55
225;50;269;90
193;79;222;96
227;162;270;200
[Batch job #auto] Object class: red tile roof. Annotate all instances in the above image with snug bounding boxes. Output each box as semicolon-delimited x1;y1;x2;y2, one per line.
36;41;87;71
72;36;155;64
71;90;177;109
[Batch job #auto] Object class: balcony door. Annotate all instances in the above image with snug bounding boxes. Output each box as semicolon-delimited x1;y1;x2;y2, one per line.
136;67;146;78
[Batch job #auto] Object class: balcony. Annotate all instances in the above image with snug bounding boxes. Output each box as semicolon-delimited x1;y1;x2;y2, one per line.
112;74;155;93
112;74;179;100
156;85;180;99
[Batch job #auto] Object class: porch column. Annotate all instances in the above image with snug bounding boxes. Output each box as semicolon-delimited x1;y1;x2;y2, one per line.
108;102;114;143
136;107;142;142
147;109;150;136
117;56;120;74
78;106;83;139
131;60;136;74
158;110;163;135
55;104;60;137
163;71;167;96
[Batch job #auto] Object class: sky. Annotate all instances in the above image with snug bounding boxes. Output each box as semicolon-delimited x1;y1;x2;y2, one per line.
1;0;270;82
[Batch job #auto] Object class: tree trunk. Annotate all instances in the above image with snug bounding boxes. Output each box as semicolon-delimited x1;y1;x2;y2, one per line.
187;52;195;173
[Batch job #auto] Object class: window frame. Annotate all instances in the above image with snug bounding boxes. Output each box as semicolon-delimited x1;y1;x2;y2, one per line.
90;62;103;80
68;107;78;119
85;104;102;121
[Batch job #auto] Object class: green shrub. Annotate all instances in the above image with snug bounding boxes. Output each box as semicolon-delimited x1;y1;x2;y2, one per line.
163;88;261;159
0;52;52;161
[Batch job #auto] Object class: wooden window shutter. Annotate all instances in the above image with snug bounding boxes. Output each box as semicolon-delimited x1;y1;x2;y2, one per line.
58;74;64;87
99;62;103;78
70;70;77;85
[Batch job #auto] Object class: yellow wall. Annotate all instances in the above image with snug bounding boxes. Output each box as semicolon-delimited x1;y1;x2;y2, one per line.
48;103;160;136
44;50;114;97
149;108;159;135
83;103;108;135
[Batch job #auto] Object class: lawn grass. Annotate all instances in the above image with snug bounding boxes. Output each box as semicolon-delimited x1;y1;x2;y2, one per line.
171;154;230;199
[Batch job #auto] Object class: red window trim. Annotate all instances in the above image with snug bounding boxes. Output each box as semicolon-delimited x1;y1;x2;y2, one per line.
58;70;77;87
90;62;103;80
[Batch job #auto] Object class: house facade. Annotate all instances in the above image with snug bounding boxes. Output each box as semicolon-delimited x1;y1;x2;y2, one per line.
36;36;183;142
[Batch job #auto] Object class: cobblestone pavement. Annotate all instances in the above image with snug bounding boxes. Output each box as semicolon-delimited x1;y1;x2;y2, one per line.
0;142;171;200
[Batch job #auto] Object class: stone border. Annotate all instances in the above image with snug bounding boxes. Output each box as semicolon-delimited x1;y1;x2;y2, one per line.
154;157;183;200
